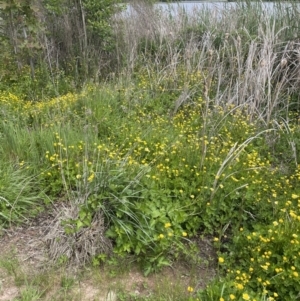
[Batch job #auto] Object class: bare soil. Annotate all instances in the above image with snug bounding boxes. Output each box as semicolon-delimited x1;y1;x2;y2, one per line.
0;204;217;301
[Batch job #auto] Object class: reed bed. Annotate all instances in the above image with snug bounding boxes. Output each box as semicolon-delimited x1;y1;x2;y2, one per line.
114;0;300;123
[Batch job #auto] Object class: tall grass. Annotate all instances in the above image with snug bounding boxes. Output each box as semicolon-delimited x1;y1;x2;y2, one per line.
0;162;44;226
114;0;300;123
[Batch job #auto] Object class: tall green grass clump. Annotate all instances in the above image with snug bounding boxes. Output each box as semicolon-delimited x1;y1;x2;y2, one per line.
0;162;43;226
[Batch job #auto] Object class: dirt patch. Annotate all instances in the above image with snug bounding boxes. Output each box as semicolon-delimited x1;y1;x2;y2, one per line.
0;204;59;269
0;204;217;301
0;286;19;301
0;267;19;301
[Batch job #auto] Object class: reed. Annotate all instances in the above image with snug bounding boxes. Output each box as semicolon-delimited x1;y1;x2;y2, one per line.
115;0;300;122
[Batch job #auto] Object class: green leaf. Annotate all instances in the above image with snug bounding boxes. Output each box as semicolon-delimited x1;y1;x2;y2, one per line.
151;209;161;218
79;210;86;220
76;220;84;230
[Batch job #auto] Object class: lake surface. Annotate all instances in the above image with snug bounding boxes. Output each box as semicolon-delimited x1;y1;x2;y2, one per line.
125;1;300;16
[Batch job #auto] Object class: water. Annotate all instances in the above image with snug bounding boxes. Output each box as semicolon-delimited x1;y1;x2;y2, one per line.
156;1;234;14
124;1;299;16
125;1;232;15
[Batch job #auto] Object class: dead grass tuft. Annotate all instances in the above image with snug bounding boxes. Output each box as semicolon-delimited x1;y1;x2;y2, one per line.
45;203;112;266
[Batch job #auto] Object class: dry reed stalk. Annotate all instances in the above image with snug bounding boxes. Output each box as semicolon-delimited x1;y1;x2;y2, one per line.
115;1;300;123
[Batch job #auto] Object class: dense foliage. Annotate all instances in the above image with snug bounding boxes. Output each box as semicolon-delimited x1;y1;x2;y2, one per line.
0;0;123;99
1;1;300;300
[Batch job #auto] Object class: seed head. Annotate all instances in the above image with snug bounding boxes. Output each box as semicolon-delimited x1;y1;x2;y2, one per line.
280;58;288;68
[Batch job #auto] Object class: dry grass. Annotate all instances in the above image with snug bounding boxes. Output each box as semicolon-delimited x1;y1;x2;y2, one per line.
114;1;300;123
45;203;112;266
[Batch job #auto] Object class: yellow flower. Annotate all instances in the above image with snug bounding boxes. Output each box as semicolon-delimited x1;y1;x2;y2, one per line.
158;234;164;239
236;283;244;290
164;222;171;228
229;294;236;300
292;194;299;199
220;298;224;301
293;271;299;277
187;286;194;292
218;257;224;263
242;293;250;300
87;173;95;182
182;232;188;237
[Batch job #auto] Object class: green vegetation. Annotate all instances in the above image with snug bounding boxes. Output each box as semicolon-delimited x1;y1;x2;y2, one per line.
1;0;300;300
